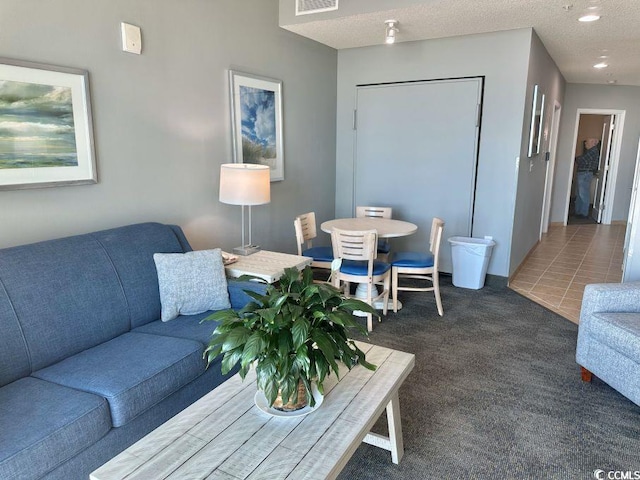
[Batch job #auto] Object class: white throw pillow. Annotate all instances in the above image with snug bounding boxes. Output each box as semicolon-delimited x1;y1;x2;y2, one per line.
153;249;231;322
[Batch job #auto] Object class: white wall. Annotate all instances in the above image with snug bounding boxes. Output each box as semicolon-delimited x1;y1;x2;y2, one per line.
551;84;640;224
336;29;532;277
509;32;566;275
0;0;337;252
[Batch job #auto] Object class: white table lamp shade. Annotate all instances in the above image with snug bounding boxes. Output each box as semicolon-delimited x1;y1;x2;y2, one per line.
219;164;270;206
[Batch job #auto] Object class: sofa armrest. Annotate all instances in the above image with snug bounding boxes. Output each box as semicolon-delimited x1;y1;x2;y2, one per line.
227;279;268;310
580;282;640;323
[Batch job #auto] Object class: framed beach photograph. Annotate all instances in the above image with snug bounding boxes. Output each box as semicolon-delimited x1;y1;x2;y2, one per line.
0;58;96;190
229;70;283;182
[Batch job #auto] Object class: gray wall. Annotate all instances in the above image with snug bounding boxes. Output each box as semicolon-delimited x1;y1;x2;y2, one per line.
550;84;640;224
0;0;337;252
509;31;565;275
336;29;532;277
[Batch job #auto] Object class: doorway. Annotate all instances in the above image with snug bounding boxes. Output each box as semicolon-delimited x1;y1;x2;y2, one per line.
540;101;562;237
564;109;625;226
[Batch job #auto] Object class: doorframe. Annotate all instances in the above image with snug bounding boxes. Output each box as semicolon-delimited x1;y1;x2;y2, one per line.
540;100;562;237
563;108;626;225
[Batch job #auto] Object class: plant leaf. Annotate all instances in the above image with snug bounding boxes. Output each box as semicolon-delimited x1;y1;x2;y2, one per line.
340;298;379;316
311;329;339;376
221;347;242;375
262;376;279;407
241;331;267;369
203;344;223;368
294;344;311;376
222;327;251;353
278;330;293;358
291;317;310;349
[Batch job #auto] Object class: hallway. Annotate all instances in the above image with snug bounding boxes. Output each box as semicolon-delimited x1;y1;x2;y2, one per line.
509;223;625;324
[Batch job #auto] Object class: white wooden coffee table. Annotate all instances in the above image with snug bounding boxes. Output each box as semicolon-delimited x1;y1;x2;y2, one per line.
225;250;312;284
90;342;415;480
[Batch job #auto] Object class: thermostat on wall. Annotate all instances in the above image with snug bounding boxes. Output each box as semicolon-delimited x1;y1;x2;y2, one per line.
121;22;142;54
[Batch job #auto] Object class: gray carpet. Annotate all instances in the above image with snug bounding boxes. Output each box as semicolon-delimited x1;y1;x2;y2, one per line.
338;276;640;479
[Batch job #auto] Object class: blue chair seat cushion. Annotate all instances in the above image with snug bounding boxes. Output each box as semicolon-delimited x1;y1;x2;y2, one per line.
390;251;435;268
377;239;391;254
302;246;334;263
32;332;205;427
340;259;391;276
0;377;110;480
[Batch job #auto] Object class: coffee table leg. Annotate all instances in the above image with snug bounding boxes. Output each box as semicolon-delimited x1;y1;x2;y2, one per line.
363;390;405;464
387;391;404;464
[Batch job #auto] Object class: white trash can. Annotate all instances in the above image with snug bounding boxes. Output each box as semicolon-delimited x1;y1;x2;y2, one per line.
448;236;496;289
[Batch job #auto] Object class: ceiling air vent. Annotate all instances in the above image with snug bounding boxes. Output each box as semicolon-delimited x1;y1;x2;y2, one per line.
295;0;338;16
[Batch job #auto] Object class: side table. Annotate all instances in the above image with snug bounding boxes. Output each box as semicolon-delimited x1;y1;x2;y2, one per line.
224;250;312;284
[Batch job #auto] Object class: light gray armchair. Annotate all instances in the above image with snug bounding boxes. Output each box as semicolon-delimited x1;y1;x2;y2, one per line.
576;282;640;407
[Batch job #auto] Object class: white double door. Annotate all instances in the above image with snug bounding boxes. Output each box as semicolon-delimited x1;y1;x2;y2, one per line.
354;78;482;273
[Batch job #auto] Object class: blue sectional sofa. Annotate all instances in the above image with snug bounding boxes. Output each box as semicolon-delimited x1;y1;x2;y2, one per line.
0;223;262;480
576;282;640;407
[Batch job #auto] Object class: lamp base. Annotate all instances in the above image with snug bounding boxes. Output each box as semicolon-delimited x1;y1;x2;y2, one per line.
233;245;261;256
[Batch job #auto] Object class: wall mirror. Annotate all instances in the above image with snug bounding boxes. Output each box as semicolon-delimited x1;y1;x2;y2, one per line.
528;84;545;158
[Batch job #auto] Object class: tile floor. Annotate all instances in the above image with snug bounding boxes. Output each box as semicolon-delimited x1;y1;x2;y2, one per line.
509;223;625;324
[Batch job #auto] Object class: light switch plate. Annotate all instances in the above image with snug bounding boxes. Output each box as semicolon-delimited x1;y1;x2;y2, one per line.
121;22;142;54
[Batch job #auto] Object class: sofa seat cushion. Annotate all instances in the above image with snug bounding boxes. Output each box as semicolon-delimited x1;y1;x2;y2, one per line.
0;377;110;480
32;332;205;427
133;312;220;349
588;312;640;363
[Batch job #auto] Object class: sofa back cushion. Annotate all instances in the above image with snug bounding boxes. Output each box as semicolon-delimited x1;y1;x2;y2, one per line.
91;223;188;329
0;222;191;373
0;285;30;387
0;235;130;371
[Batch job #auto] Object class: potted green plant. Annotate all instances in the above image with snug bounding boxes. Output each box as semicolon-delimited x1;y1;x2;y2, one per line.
203;266;377;411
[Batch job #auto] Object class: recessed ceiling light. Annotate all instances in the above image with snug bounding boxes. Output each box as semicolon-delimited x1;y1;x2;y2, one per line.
579;14;601;22
593;62;608;69
607;80;617;84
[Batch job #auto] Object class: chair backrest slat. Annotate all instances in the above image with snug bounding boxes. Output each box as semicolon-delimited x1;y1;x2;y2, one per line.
356;206;392;219
294;212;318;254
331;228;377;262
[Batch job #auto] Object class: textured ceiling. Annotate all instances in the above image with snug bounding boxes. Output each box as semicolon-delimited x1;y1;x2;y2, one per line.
282;0;640;86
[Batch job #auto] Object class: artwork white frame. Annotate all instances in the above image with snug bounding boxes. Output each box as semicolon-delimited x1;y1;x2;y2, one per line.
229;70;284;182
0;58;97;190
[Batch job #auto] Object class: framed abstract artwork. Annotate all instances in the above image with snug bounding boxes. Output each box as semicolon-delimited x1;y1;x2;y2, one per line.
229;70;283;182
0;58;97;190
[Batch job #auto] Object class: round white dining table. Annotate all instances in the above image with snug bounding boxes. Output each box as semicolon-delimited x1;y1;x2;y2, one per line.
320;217;418;311
320;217;418;238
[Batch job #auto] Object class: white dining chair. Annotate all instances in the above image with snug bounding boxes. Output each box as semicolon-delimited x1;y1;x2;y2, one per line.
330;227;391;332
390;217;445;316
355;206;392;219
294;212;333;277
356;206;393;261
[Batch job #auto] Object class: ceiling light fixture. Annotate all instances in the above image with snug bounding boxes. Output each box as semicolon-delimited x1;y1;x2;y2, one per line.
578;14;601;22
593;62;608;69
385;20;398;45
